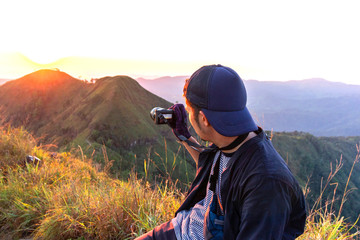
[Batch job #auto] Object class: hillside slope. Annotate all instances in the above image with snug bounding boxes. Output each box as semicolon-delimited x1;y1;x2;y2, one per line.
271;131;360;223
0;69;87;135
0;126;181;239
1;127;359;239
0;70;171;144
0;69;193;182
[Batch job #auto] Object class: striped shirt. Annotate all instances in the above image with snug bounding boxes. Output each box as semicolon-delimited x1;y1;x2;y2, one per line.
172;151;231;240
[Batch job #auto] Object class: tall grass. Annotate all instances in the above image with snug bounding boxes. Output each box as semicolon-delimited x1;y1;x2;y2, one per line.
0;127;183;239
0;126;37;171
1;126;360;239
298;145;360;239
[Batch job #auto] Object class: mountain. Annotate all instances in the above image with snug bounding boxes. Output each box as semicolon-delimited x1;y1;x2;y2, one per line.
245;79;360;136
0;69;194;183
136;77;360;137
0;69;86;135
246;78;360;100
0;70;164;144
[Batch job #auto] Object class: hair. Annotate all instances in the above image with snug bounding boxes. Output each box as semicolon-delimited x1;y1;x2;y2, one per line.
183;78;201;125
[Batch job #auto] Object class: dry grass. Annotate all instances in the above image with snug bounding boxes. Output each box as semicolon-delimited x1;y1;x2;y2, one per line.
298;145;360;239
1;126;360;239
0;126;37;171
0;127;183;239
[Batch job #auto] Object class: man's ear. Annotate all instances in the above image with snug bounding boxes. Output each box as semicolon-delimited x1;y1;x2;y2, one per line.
199;111;210;126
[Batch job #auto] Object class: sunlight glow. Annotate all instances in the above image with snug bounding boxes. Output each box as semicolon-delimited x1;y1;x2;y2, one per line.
23;52;61;65
0;0;359;84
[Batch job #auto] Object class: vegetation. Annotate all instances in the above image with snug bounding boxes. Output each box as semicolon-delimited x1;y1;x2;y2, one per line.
0;69;195;186
0;127;183;239
271;131;360;225
1;70;360;238
297;143;360;239
1;126;360;239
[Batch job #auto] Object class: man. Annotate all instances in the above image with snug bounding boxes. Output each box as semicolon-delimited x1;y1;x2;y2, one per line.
137;65;306;239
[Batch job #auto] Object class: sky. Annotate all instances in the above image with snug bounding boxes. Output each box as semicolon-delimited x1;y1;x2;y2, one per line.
0;0;359;84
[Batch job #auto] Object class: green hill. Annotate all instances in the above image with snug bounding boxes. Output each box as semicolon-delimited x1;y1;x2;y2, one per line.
0;69;194;184
271;131;360;224
0;70;163;145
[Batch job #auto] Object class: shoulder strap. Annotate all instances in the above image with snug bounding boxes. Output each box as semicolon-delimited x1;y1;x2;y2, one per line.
209;154;221;193
209;154;225;214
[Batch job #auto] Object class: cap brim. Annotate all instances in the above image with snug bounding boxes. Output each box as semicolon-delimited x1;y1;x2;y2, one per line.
202;107;258;137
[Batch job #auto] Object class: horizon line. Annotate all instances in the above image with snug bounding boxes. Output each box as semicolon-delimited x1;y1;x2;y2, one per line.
1;68;360;87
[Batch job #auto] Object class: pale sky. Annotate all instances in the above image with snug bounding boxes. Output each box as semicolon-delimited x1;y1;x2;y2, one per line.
0;0;359;84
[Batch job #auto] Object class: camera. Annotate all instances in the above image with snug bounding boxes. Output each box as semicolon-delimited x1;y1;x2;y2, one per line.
150;107;174;124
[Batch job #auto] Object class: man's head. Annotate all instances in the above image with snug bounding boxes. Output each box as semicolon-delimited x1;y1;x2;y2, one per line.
183;64;257;137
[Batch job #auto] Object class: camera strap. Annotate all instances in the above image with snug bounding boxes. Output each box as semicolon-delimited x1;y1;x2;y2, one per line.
178;135;209;152
179;132;249;152
218;132;249;151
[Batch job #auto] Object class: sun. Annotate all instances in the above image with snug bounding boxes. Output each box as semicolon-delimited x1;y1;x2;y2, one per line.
23;52;61;65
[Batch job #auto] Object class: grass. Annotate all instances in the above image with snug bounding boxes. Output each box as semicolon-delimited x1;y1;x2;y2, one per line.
0;126;360;239
298;145;360;239
0;126;38;171
0;127;183;239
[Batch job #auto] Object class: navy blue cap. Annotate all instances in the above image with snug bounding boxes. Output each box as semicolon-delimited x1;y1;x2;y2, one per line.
186;64;258;136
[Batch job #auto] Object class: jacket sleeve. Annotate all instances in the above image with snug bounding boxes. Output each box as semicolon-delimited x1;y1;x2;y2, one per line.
235;175;294;240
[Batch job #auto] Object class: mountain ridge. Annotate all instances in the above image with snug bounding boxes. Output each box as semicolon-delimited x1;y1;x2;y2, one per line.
0;69;192;183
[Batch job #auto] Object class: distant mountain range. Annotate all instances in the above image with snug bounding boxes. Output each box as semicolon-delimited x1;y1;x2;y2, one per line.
136;77;360;137
137;76;188;104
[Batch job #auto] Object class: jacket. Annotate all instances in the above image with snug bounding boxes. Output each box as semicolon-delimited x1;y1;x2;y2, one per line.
175;128;306;239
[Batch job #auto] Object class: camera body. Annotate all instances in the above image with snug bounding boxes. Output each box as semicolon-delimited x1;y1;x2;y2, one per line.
150;107;174;124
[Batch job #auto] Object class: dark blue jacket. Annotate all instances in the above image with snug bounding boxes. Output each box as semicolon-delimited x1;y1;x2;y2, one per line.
175;129;306;239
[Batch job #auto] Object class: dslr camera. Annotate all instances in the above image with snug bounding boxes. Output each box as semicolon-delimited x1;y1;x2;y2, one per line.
150;107;174;124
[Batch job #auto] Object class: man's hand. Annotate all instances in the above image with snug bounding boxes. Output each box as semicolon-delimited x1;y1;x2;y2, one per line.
168;104;191;141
